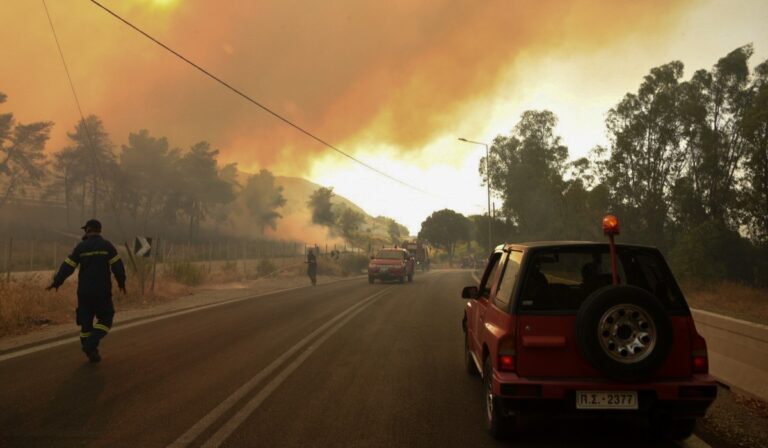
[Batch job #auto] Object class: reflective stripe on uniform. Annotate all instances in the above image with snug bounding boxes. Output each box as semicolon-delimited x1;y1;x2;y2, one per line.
94;323;110;332
109;255;121;265
80;251;109;257
64;257;78;268
80;332;91;338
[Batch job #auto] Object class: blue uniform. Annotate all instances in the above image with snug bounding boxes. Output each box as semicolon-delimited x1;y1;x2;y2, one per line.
52;234;126;353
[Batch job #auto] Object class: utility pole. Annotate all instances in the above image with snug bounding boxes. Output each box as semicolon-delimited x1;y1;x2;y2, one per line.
459;138;493;254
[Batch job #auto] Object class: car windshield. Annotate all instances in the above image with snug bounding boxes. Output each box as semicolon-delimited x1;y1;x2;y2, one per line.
518;246;686;312
375;251;403;260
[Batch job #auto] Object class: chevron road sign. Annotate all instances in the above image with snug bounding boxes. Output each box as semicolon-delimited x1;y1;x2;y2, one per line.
134;236;152;257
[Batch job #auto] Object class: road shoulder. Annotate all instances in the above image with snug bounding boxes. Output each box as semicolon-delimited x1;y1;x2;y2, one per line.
0;274;362;355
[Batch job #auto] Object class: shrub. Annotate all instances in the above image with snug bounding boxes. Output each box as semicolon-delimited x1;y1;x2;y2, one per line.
668;220;758;284
338;253;370;276
257;258;278;277
165;260;206;286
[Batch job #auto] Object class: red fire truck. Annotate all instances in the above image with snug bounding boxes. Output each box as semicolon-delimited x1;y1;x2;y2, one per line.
402;240;430;271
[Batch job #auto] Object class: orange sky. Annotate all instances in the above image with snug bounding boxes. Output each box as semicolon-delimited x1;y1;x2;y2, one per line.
2;0;767;233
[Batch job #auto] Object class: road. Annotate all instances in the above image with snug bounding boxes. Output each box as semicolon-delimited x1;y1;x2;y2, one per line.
0;270;711;447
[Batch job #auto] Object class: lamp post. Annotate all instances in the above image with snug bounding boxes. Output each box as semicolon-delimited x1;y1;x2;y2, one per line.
458;137;492;255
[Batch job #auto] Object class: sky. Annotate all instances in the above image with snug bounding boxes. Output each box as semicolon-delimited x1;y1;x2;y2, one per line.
2;0;767;235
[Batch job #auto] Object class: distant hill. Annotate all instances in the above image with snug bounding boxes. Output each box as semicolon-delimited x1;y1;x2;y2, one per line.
274;176;368;217
232;173;403;245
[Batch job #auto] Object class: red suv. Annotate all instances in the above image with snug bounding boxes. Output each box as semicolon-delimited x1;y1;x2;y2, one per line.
462;217;716;440
368;248;415;284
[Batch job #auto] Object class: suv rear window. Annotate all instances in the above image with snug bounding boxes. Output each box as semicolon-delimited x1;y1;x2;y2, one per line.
375;251;405;260
517;246;686;313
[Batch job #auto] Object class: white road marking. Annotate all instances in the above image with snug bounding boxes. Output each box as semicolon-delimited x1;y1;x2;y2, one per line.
168;286;393;447
201;287;390;447
0;277;364;363
680;434;712;448
471;272;480;283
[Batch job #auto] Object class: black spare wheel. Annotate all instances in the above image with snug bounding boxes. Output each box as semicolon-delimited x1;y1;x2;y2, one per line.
576;285;672;381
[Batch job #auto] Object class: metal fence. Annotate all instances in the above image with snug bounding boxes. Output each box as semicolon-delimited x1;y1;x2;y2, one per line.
1;236;367;280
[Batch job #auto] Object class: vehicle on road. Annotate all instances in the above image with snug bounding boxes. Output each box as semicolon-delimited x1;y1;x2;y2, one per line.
403;240;430;271
461;216;716;440
368;248;415;284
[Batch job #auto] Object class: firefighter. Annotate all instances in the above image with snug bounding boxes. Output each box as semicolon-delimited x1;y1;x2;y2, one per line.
46;219;126;363
306;248;317;286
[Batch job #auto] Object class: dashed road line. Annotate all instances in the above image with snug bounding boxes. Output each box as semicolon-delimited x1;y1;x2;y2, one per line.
0;277;365;363
681;434;712;448
168;286;394;447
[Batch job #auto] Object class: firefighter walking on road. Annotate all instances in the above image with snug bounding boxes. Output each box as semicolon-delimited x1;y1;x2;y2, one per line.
306;248;317;286
47;219;126;363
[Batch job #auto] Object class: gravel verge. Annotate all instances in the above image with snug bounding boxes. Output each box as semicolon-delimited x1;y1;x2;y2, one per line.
697;385;768;448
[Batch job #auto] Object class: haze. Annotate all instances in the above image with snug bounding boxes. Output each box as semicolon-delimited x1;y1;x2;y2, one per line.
2;0;767;233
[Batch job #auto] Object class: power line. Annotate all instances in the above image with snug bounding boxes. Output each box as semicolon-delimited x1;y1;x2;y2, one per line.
42;0;127;239
89;0;430;195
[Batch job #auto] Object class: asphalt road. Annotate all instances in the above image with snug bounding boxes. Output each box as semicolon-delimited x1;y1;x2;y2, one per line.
0;270;710;447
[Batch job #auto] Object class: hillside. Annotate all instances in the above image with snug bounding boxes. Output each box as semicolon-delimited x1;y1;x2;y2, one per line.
230;173;401;245
274;176;368;217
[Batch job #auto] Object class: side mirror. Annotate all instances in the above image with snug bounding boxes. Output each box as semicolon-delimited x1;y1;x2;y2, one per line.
461;285;479;299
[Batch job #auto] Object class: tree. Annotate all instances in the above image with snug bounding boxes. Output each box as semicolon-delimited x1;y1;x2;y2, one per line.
118;129;179;232
603;61;686;245
307;187;336;227
0;92;52;208
482;110;568;240
337;207;364;242
560;157;612;240
677;45;755;225
418;209;470;263
668;220;758;284
387;218;402;243
54;115;116;220
469;214;517;249
741;59;768;243
242;169;287;234
175;141;236;239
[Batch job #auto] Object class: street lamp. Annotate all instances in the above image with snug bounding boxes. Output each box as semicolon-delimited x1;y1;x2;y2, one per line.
458;137;492;255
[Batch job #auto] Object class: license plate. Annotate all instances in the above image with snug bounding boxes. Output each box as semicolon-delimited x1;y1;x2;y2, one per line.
576;391;638;410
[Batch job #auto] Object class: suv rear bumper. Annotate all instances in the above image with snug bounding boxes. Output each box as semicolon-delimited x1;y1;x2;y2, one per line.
493;371;717;418
369;269;406;279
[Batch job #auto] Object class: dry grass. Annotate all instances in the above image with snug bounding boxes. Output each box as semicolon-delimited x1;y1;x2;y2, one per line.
0;274;172;337
681;281;768;325
0;255;362;338
0;274;74;336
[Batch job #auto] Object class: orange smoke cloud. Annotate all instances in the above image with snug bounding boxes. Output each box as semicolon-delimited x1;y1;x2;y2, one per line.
1;0;692;172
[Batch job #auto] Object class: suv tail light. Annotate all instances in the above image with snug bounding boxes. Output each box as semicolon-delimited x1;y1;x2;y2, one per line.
689;324;709;374
692;350;708;374
498;338;516;372
499;355;515;371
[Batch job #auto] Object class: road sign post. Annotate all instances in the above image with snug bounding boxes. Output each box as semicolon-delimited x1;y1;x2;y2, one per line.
130;236;154;296
151;236;159;292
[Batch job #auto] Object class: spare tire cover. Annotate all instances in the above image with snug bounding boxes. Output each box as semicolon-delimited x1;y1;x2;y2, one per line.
576;285;673;381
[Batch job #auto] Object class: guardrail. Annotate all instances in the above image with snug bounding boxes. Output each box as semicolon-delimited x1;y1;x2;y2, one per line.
692;309;768;401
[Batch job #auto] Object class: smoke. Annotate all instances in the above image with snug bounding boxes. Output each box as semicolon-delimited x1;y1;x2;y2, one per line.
2;0;692;172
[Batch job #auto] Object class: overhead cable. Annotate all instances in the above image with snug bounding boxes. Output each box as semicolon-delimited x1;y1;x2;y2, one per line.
89;0;432;195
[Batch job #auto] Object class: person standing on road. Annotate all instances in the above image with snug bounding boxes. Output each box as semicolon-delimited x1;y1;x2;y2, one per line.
46;219;126;363
306;248;317;286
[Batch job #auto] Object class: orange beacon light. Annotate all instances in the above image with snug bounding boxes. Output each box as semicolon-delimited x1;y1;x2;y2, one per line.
603;214;620;285
602;214;620;236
